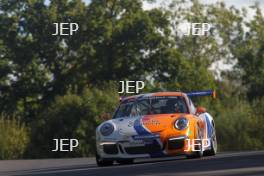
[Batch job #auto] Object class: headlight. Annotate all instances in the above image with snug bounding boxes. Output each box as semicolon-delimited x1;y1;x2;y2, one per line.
174;117;189;130
100;123;114;136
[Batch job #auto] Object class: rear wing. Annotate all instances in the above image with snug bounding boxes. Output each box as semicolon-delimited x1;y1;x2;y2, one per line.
119;90;217;102
186;90;216;99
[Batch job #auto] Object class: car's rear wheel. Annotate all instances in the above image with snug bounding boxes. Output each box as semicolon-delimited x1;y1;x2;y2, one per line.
116;159;134;165
96;153;114;167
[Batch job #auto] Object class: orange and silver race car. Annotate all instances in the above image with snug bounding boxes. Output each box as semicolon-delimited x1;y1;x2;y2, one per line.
96;90;217;166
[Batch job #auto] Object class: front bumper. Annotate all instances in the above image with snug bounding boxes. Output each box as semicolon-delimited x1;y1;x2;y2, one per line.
96;135;191;159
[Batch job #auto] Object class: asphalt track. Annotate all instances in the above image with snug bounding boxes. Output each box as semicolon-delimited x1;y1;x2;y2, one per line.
0;151;264;176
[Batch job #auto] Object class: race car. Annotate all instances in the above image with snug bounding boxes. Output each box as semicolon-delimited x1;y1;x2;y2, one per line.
96;90;217;166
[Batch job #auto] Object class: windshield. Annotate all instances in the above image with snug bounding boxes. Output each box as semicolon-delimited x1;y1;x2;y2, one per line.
113;96;188;118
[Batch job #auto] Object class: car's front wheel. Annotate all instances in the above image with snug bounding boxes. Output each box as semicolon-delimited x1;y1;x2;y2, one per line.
204;129;217;156
186;127;203;159
96;153;114;167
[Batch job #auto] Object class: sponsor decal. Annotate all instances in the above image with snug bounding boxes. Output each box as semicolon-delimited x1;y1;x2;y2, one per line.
141;119;160;126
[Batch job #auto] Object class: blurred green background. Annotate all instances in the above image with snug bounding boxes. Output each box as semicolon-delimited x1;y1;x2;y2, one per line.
0;0;264;159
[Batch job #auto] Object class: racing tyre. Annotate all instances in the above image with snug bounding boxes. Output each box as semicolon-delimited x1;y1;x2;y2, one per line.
96;153;114;167
186;128;203;159
116;159;134;165
204;130;217;156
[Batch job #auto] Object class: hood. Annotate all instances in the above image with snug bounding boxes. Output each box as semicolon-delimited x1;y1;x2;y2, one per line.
111;114;186;136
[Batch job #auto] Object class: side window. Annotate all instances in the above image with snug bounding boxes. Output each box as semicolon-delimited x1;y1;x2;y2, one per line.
189;98;196;114
114;101;134;118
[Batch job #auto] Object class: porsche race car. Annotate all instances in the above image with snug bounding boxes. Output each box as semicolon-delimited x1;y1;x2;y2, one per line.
96;90;217;166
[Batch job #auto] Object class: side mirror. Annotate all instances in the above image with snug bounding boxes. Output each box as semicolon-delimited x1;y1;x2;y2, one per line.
196;106;206;114
99;113;112;121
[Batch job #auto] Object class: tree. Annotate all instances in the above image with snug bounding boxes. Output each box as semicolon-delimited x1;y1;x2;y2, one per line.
0;0;176;120
29;85;119;158
232;4;264;99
